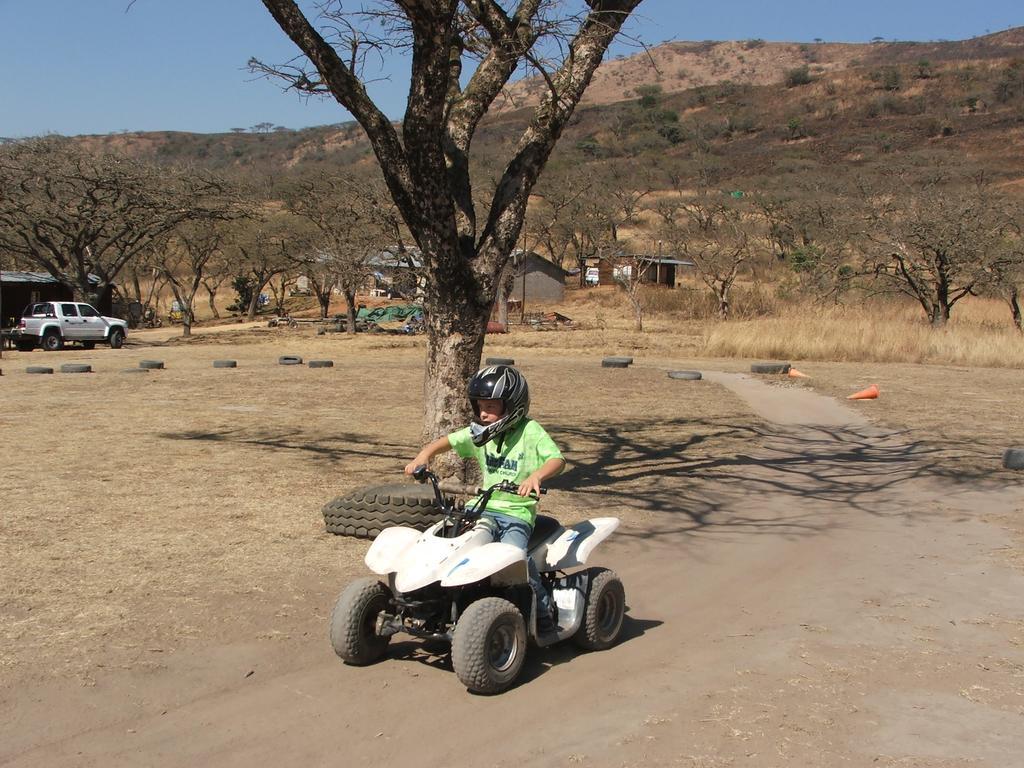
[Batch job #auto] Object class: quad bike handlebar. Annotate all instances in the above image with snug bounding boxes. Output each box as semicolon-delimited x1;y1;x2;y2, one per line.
411;465;546;538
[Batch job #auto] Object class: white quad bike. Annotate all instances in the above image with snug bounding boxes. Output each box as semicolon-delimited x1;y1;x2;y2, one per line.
329;467;626;694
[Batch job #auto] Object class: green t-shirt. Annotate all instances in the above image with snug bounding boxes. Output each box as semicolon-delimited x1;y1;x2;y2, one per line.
448;418;563;525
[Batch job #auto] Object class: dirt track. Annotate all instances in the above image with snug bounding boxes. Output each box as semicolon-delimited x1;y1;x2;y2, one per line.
2;360;1023;767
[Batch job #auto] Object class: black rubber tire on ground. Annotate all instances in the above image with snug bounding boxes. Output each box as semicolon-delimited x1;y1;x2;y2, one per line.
602;359;630;369
668;370;702;380
213;360;237;368
1003;448;1024;470
329;577;393;665
279;355;303;365
16;340;36;352
82;342;96;350
26;366;54;374
308;360;334;368
322;483;442;538
751;362;791;374
109;329;125;349
60;363;92;374
485;357;515;366
571;568;626;652
604;356;633;364
139;360;164;370
41;331;63;352
452;597;527;695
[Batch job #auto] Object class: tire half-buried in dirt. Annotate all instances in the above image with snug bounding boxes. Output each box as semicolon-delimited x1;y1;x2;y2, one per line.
322;483;443;538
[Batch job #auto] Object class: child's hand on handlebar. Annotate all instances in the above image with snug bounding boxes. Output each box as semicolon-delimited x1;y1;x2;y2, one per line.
517;473;545;498
404;458;427;476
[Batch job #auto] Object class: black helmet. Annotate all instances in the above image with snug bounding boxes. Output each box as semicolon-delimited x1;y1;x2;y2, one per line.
467;365;530;446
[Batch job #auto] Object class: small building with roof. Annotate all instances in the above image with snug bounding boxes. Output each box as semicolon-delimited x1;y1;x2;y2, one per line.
0;271;114;329
509;249;570;304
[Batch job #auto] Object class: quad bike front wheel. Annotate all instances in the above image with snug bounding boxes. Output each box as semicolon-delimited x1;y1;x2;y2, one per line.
329;577;392;665
571;568;626;651
452;597;527;694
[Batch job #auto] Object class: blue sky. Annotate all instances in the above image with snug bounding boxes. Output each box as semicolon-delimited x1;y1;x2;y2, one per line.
1;0;1020;138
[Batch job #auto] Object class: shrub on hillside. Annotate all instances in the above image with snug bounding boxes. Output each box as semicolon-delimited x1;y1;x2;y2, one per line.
785;66;812;88
994;60;1024;103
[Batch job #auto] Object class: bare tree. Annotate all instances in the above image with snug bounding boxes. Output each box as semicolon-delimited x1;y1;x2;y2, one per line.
228;212;300;321
283;171;390;331
526;164;617;283
605;248;652;330
751;189;858;302
860;175;1015;326
156;223;227;337
267;269;299;316
981;222;1024;332
675;215;749;319
255;0;644;451
116;261;169;322
200;251;238;320
0;137;230;305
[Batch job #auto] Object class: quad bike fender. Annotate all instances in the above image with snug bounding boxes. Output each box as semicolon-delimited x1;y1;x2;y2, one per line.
440;542;528;587
365;526;421;575
391;526;493;594
539;517;620;571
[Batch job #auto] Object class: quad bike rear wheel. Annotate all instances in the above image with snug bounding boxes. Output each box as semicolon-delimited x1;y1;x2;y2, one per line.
571;568;626;651
452;597;527;694
330;577;392;665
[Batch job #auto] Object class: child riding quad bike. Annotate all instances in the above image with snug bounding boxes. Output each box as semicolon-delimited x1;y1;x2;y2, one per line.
329;467;626;694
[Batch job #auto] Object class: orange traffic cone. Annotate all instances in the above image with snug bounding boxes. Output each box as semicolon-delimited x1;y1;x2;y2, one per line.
847;384;879;400
788;368;810;379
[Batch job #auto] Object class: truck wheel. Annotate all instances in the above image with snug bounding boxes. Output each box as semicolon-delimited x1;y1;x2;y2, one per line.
109;329;125;349
322;484;442;538
41;331;63;352
329;577;392;665
452;597;527;694
571;568;626;651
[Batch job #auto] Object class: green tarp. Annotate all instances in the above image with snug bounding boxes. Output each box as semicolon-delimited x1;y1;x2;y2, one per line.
356;304;423;323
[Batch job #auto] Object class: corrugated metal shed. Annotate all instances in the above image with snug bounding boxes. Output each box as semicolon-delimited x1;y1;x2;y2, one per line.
0;271;101;285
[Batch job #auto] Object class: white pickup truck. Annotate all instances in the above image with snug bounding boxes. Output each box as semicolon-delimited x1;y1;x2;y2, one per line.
14;301;128;351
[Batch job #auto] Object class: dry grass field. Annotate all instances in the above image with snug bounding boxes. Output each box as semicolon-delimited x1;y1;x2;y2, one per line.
2;312;1021;688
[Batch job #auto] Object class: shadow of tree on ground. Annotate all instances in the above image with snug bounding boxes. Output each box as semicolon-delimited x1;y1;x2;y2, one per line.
159;414;1014;543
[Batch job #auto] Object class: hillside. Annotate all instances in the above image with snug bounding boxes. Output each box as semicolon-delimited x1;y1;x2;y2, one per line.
20;27;1024;196
496;27;1024;112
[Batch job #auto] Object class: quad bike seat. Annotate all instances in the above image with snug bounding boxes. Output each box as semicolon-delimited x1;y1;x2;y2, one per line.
528;514;561;551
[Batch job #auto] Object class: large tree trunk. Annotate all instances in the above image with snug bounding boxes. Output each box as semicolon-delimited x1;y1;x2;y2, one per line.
422;301;490;479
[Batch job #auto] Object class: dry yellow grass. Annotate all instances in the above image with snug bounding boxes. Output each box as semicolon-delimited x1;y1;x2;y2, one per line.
702;301;1024;368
